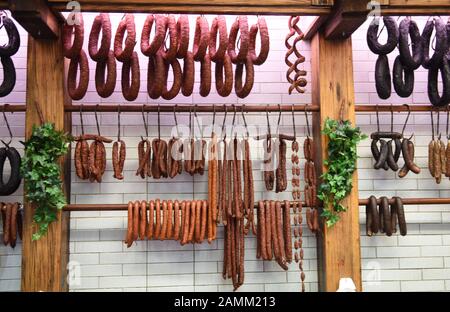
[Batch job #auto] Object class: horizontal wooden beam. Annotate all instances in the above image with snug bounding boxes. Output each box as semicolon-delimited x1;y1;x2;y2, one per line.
323;0;369;39
8;0;60;39
47;0;332;15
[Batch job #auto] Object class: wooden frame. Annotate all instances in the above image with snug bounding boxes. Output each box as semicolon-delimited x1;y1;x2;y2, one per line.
0;0;446;292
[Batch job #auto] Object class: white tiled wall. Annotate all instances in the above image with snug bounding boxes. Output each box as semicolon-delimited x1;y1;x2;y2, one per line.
1;13;449;292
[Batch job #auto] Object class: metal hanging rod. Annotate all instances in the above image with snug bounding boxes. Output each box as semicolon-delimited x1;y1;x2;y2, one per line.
64;104;320;113
64;197;450;211
0;104;444;114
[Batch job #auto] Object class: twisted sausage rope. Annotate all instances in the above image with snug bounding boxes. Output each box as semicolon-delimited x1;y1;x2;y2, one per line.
285;16;307;94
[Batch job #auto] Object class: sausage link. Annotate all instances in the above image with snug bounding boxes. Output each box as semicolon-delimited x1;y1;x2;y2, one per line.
125;201;133;247
428;140;436;177
200;200;207;242
258;200;267;260
283;200;293;263
139;200;147;240
181;201;190;245
173;200;180;240
194;200;202;243
147;200;154;240
188;200;196;243
270;201;281;264
264;200;272;260
166;200;173;239
10;203;17;248
160;200;168;240
154;199;161;239
132;201;139;241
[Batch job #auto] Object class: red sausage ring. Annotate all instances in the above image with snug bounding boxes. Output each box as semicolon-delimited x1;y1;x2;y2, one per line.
181;51;195;97
88;13;111;62
159;15;178;62
67;49;89;100
121;51;140;101
234;55;254;98
209;15;228;63
114;14;136;62
193;16;209;62
63;13;84;59
141;14;167;57
200;54;211;97
227;16;249;64
162;58;182;100
215;53;233;97
147;53;165;99
95;50;117;98
176;15;190;59
248;17;270;65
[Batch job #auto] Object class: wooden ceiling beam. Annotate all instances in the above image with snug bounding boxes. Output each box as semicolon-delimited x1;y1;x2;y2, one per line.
8;0;61;39
322;0;369;39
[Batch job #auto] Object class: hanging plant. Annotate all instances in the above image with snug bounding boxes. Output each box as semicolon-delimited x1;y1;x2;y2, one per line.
21;123;71;240
318;118;367;227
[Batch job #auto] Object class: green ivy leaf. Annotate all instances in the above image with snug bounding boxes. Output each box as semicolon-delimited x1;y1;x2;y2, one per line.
318;118;366;228
21;123;71;240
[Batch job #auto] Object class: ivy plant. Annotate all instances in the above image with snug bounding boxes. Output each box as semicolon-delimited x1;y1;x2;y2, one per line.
318;118;367;227
21;123;71;240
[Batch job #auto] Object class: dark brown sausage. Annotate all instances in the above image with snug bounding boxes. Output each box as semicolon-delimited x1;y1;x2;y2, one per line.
125;201;133;247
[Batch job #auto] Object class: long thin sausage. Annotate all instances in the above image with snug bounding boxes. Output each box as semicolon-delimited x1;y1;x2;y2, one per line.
173;200;180;240
188;200;196;243
147;200;154;240
181;201;190;245
195;200;201;243
166;200;173;239
264;200;272;260
272;201;282;263
199;200;207;242
283;200;293;263
132;201;139;241
125;201;133;247
139;200;147;240
160;200;168;240
154;199;161;239
258;200;266;260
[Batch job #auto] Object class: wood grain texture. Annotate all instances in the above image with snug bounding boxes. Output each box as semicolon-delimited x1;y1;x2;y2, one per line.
323;0;369;39
9;0;60;39
47;0;332;15
311;31;361;292
21;25;71;292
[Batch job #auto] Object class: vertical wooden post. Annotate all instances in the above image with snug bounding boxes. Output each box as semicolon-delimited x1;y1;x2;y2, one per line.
311;31;362;292
21;24;71;291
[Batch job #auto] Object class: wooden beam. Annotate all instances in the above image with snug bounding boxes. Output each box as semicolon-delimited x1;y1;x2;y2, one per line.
46;0;332;15
304;16;328;41
322;0;369;39
311;30;361;292
8;0;60;39
21;24;71;292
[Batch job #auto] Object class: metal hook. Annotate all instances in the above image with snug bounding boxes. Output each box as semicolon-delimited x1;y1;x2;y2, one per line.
221;104;228;141
291;104;297;139
77;103;84;137
189;106;192;140
141;104;149;140
446;105;450;140
437;108;441;138
241;105;249;139
212;104;216;129
1;104;12;147
375;104;380;133
390;104;394;133
193;104;203;139
266;104;271;138
94;104;101;136
117;104;121;141
173;104;180;138
401;104;411;137
231;104;237;139
276;104;282;137
431;109;435;141
157;104;161;140
304;104;311;138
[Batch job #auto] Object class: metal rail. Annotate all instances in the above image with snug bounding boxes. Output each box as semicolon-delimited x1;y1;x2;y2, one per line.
64;198;450;211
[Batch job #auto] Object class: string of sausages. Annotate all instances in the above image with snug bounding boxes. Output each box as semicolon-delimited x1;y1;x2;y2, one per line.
1;202;22;248
63;14;270;101
304;136;319;233
285;16;307;95
428;111;449;184
256;200;292;270
74;134;112;183
63;13;90;100
291;139;305;292
365;196;407;237
124;199;212;246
